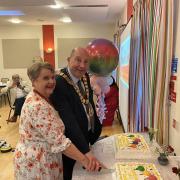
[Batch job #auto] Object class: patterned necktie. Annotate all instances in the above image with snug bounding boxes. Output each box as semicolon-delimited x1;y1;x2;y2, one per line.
77;80;86;98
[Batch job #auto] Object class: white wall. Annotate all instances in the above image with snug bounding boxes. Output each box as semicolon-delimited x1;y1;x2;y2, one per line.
0;23;114;82
0;25;43;84
54;23;114;68
169;1;180;155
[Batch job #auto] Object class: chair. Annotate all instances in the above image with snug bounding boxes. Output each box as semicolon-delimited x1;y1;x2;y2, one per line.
0;78;9;106
0;92;7;107
6;91;15;123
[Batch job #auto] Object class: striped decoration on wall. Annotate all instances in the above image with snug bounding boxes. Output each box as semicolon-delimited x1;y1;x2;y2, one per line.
128;0;173;145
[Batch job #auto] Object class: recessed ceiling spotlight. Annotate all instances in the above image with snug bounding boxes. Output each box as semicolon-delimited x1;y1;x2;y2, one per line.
59;17;72;23
8;18;23;24
50;4;62;9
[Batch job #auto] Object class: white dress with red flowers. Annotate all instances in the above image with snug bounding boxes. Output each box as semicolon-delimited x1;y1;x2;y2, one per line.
14;91;71;180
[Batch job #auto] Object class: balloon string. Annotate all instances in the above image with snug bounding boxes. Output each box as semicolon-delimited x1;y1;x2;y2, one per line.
96;93;107;124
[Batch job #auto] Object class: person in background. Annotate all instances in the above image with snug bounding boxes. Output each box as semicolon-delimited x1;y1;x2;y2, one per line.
51;47;103;180
103;76;119;126
1;74;30;122
14;62;101;180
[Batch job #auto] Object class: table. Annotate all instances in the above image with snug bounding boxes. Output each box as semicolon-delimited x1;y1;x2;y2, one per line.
0;83;7;93
0;82;6;88
72;135;180;180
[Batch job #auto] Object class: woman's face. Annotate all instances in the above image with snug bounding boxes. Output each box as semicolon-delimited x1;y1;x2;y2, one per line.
32;68;56;98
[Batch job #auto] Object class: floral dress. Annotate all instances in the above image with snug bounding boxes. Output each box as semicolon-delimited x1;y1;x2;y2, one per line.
14;91;71;180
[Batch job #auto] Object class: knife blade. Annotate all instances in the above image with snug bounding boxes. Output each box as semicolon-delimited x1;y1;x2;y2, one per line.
98;167;115;174
82;166;115;174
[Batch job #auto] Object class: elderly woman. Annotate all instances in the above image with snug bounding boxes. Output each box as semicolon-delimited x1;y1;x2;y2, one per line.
14;62;101;180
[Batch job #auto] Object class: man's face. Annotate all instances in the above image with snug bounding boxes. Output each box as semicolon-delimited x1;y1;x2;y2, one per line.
12;75;20;84
68;48;89;79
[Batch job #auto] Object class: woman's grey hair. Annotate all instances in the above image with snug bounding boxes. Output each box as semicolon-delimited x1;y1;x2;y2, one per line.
27;62;55;81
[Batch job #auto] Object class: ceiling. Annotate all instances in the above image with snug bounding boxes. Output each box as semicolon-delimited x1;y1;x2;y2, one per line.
0;0;126;25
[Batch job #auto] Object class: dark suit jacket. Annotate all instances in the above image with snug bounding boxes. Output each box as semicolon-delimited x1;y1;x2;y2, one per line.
50;68;102;154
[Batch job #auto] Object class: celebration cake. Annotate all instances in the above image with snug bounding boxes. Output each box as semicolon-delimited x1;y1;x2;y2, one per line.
113;162;162;180
114;133;151;159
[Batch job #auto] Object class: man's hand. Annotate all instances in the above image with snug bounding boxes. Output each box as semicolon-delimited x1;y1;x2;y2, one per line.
9;82;17;89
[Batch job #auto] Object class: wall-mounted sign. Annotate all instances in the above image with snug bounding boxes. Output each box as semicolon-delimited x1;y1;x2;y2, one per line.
169;91;176;103
169;57;178;103
171;57;178;73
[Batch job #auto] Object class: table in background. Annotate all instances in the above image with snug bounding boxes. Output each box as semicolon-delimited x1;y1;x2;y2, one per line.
0;82;7;88
73;135;180;180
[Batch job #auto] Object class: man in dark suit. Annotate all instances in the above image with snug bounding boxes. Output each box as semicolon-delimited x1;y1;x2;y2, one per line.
51;47;102;180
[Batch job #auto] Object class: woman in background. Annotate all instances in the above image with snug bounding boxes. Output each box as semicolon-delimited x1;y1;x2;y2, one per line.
14;62;102;180
103;76;119;126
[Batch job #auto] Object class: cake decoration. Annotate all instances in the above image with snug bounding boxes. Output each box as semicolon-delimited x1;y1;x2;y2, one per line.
113;162;162;180
114;133;151;159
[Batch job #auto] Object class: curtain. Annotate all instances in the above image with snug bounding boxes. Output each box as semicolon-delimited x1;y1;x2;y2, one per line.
129;0;173;144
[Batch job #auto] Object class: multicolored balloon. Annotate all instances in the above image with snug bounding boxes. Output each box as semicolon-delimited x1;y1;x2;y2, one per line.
86;38;119;76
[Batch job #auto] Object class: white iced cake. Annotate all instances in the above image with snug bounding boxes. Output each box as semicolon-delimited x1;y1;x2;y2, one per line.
114;133;151;159
113;162;162;180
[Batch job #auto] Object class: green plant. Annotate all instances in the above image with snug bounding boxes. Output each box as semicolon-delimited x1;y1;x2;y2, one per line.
148;128;158;142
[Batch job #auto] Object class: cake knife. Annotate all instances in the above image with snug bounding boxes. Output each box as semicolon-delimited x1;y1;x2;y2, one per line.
82;166;115;174
98;167;115;174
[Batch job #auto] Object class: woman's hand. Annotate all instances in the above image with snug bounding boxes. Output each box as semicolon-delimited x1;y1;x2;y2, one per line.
62;144;106;172
80;156;91;171
84;151;106;171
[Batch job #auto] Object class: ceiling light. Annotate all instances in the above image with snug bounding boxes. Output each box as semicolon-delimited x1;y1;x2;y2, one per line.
49;4;62;9
0;10;24;16
59;17;72;23
8;18;23;24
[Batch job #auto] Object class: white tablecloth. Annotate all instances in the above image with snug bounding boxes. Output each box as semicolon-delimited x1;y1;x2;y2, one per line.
72;135;180;180
0;82;6;88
